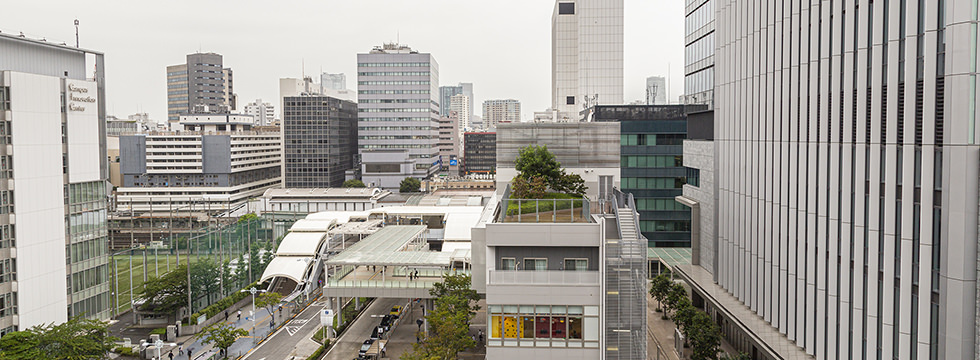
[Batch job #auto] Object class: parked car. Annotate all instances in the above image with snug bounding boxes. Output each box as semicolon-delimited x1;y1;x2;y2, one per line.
359;339;375;357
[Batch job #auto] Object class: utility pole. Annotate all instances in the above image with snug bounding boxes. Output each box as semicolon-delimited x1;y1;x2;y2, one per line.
73;19;79;48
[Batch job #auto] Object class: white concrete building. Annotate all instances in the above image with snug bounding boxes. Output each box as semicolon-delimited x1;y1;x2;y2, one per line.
677;0;980;359
551;0;624;121
482;99;521;129
0;32;112;333
244;99;276;126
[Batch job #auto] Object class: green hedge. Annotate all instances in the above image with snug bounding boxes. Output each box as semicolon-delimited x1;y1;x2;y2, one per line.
189;281;259;325
505;193;584;216
149;327;167;335
113;346;136;356
307;339;329;360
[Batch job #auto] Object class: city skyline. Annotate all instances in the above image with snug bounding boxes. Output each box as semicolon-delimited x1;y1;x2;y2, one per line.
0;0;684;122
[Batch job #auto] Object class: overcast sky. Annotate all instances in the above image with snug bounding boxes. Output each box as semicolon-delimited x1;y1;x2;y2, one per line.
1;0;684;122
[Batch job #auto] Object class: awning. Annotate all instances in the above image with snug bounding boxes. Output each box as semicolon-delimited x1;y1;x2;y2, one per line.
276;232;327;256
260;256;313;283
289;219;336;232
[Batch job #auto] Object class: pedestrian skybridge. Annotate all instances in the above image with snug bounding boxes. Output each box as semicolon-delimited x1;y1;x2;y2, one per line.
323;225;469;299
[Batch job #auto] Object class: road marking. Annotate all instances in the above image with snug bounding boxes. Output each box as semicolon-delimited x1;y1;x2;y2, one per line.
285;326;302;336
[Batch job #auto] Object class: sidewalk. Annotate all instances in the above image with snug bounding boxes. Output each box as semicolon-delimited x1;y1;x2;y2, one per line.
152;301;290;360
647;295;738;359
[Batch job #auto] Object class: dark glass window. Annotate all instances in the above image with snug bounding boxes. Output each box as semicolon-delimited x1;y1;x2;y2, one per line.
566;96;575;105
558;2;575;14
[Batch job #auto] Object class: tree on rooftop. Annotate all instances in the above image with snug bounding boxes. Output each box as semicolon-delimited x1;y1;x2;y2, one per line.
400;177;422;193
343;179;366;188
513;145;588;198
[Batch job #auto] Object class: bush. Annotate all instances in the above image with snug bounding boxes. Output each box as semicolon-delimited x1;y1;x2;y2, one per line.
399;177;421;193
189;281;258;325
306;339;329;360
505;193;583;215
114;346;136;356
149;327;167;336
342;179;366;188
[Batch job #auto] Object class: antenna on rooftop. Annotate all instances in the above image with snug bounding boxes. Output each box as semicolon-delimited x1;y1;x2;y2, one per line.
74;19;79;48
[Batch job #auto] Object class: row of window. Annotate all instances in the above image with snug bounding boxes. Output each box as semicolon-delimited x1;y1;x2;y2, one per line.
357;72;430;76
359;108;434;113
685;0;714;35
0;259;15;284
70;264;108;294
622;177;686;190
0;87;9;111
70;237;107;264
636;198;689;211
359;90;430;94
621;155;683;168
359;144;433;149
639;220;692;233
358;62;430;67
621;133;685;146
499;258;588;271
358;81;430;85
359;99;431;104
359;117;434;122
359;126;432;131
488;304;599;346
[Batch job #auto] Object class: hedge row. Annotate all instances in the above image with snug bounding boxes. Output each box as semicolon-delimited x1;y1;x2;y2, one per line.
189;281;259;325
307;340;330;360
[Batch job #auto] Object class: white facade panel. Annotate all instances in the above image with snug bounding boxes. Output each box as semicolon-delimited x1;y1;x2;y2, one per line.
7;71;69;328
65;79;101;183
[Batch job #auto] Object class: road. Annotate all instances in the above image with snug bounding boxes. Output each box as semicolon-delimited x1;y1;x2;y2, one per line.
243;298;327;360
323;298;404;360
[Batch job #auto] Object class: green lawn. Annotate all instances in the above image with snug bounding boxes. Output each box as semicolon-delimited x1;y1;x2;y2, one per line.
110;254;206;313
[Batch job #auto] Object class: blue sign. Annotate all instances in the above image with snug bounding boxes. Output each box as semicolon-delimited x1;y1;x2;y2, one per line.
450;159;458;166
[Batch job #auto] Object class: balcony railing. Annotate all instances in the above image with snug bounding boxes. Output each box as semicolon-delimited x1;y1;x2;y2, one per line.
497;197;592;223
487;270;600;285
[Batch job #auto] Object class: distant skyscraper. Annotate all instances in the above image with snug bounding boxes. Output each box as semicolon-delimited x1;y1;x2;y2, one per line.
439;85;462;117
683;1;712;106
459;82;474;120
321;73;347;90
482;99;521;128
166;52;237;122
282;95;357;188
645;76;666;105
0;32;112;331
450;94;470;132
356;43;440;185
551;0;624;120
244;99;276;126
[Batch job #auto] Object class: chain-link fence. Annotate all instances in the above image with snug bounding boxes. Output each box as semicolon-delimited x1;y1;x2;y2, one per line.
109;213;303;318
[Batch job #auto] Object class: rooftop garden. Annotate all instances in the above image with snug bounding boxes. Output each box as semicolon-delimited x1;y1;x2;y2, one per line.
503;145;589;222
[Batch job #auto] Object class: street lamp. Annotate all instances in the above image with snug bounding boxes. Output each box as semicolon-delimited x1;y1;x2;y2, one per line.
240;287;267;344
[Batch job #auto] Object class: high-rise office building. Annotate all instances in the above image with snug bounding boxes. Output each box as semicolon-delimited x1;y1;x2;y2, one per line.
676;1;978;359
437;112;460;174
482;99;521;128
682;0;713;106
645;76;667;105
439;85;462;117
321;73;347;90
166;52;237;123
0;32;112;332
244;99;276;126
551;0;624;120
460;82;474;120
282;95;358;188
356;43;440;185
595;105;696;248
462;132;495;175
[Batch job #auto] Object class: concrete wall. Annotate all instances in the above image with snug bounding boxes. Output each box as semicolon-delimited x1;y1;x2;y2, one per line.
202;135;231;174
682;140;715;275
119;135;147;177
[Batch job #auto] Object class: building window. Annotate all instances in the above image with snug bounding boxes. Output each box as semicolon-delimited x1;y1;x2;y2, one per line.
523;258;547;271
563;258;588;271
0;86;9;111
501;257;516;270
488;304;598;348
686;167;700;187
566;96;575;105
558;2;575;14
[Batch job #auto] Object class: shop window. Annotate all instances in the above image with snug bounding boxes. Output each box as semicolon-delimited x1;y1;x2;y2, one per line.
521;316;535;339
551;316;567;338
568;317;583;339
536;316;551;338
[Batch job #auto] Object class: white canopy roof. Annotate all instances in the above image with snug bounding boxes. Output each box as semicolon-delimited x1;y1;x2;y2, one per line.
289;219;337;232
260;256;313;283
276;232;327;256
305;211;372;224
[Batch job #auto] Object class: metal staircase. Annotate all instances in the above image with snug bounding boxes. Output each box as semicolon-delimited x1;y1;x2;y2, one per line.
605;191;648;360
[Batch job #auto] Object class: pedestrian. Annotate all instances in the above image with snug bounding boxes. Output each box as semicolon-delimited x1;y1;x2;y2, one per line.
270;320;275;329
178;345;183;355
168;351;174;360
278;304;283;313
479;329;484;344
237;310;241;321
472;335;476;344
224;310;228;321
416;333;420;343
414;269;419;278
187;348;193;359
417;318;423;330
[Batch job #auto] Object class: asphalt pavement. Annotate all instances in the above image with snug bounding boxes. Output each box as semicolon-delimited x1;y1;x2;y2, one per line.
243;298;330;360
322;298;403;360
